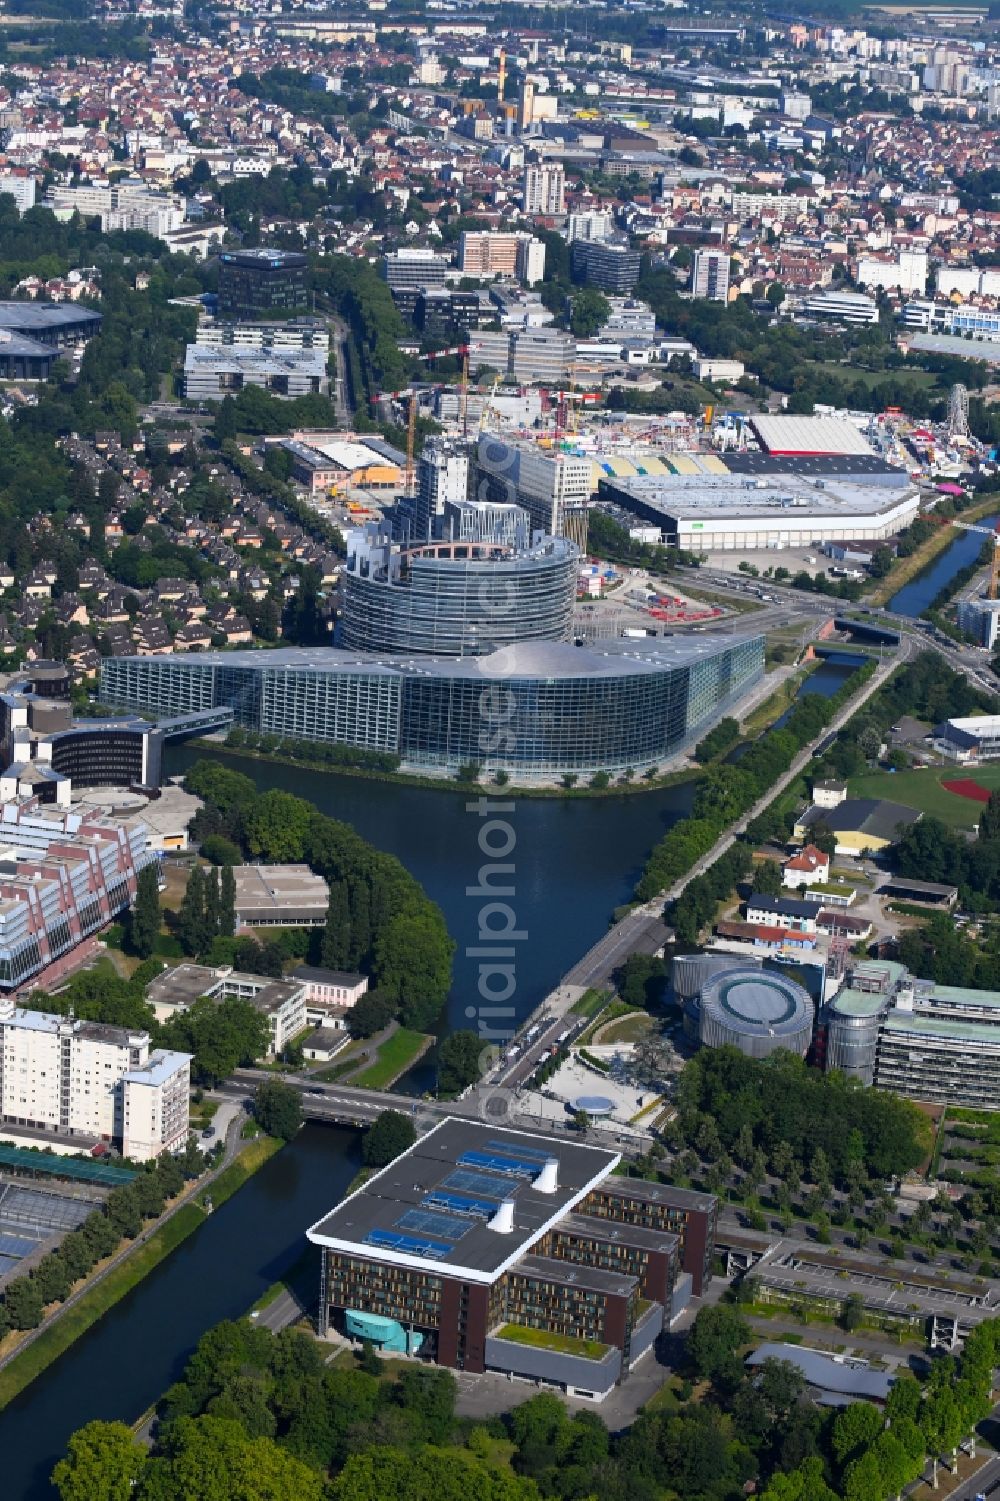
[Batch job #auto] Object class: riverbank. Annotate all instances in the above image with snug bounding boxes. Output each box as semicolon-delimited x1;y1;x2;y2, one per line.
0;1134;283;1412
867;494;1000;608
196;737;702;799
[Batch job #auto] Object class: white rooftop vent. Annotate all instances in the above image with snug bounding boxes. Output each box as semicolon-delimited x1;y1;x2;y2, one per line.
535;1157;559;1194
488;1198;515;1234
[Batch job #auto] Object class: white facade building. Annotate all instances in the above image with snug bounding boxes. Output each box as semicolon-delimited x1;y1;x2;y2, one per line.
692;249;731;303
475;434;593;535
0;173;36;215
933;266;1000;300
856;249;927;294
45;182;185;237
0;1002;189;1160
523;163;565;215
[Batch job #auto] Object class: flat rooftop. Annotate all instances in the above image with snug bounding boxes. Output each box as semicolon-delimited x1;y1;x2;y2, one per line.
601;473;918;521
307;1118;619;1284
104;635;765;685
232;864;328;915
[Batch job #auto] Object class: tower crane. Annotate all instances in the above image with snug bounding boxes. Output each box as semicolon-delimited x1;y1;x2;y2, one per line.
952;519;1000;599
380;343;478;495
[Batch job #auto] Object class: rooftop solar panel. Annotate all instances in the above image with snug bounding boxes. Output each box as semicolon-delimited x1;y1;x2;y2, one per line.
443;1168;513;1199
486;1140;552;1162
458;1149;538;1177
397;1208;469;1241
425;1190;502;1219
365;1228;451;1259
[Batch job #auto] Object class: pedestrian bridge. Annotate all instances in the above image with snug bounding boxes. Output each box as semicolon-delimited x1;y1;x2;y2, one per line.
156;707;234;741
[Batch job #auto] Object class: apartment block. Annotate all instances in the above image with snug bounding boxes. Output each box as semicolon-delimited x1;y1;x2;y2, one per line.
0;799;155;994
458;232;545;286
0;1001;190;1160
692;249;731;303
523;162;565;215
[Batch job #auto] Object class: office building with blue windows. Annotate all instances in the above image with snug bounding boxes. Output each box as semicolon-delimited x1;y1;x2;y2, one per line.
305;1119;716;1398
98;633;764;782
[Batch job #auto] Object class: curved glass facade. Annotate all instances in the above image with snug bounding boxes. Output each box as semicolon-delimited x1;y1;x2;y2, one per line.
342;534;578;658
99;635;765;781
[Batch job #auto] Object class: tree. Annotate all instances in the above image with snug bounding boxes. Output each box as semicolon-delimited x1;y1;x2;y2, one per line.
321;880;351;970
204;867;221;941
615;954;666;1010
843;1448;885;1501
437;1030;482;1096
201;835;241;867
832;1401;883;1466
177;865;208;957
253;1080;302;1141
128;863;160;958
687;1304;751;1381
375;914;453;1032
751;859;783;896
52;1421;146;1501
362;1109;416;1168
4;1275;44;1329
979;787;1000;841
347;990;395;1039
219;865;236;939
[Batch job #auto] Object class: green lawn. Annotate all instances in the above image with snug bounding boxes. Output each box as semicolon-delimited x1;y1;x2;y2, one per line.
595;1012;655;1045
847;764;1000;829
352;1028;430;1090
569;988;610;1019
495;1324;609;1360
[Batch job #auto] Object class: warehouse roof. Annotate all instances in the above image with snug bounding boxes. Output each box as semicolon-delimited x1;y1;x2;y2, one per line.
748;414;875;456
798;798;921;841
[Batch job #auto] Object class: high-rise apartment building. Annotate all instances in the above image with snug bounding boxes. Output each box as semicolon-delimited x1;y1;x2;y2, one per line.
45;182;185;237
522;162;565;215
0;1001;190;1161
692;249;731;302
570;240;641;294
458;232;546;286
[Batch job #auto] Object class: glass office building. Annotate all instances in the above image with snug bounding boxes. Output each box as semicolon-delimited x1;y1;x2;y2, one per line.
99;634;763;780
342;522;579;658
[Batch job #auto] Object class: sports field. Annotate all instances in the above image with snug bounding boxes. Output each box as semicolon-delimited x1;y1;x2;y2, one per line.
847;764;1000;830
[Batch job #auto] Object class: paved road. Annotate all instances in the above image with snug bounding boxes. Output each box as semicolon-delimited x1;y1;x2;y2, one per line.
255;1286;307;1333
941;1449;1000;1500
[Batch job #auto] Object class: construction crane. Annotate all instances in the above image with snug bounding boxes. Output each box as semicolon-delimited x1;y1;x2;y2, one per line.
381;342;477;493
952;519;1000;599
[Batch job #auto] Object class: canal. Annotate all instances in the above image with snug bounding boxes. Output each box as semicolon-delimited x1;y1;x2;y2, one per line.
888;514;998;618
0;1123;360;1501
164;744;699;1037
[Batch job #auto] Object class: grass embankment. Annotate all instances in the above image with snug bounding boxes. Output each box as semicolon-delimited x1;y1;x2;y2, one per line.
352;1028;432;1089
203;1135;283;1209
495;1323;609;1360
738;663;817;740
867;495;1000;607
0;1203;203;1410
0;1136;285;1410
568;988;610;1020
195;739;698;799
847;763;1000;830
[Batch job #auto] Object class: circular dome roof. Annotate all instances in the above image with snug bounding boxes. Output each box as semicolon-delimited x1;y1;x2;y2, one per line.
699;966;813;1058
717;974;801;1028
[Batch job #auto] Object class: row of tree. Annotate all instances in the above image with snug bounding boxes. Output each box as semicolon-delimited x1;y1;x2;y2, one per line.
0;1148;204;1338
635;658;874;901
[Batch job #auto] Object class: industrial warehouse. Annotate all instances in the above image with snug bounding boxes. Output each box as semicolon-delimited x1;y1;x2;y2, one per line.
306;1119;717;1397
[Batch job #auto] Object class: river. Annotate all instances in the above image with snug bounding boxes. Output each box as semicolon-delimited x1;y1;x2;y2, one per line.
164;744;698;1038
9;659;860;1492
888;514;999;618
0;1123;359;1501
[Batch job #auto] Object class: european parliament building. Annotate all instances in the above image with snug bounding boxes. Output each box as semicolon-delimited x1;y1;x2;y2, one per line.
98;633;764;781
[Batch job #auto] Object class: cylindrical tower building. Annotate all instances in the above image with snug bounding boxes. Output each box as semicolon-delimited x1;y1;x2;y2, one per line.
698;966;814;1060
